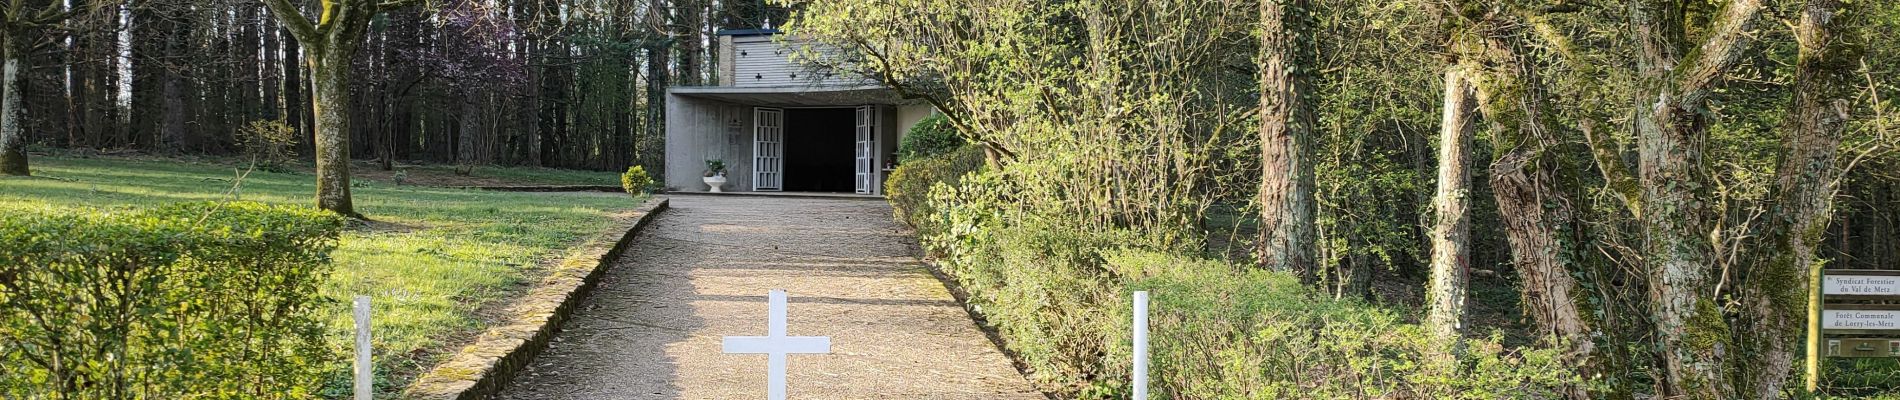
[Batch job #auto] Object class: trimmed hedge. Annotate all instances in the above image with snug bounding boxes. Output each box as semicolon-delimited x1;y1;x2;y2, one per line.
0;201;345;399
897;114;967;163
884;145;985;232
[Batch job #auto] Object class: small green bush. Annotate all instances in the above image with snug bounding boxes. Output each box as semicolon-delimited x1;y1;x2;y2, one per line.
0;201;345;399
238;119;299;171
621;165;655;196
897;114;967;163
884;145;985;231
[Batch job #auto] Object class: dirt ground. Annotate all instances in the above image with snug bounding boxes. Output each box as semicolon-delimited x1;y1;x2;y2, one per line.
493;195;1044;399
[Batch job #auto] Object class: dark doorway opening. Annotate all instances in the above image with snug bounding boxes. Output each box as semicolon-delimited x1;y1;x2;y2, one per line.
782;108;856;192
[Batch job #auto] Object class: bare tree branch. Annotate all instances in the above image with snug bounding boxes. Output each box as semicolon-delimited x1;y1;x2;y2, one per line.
379;0;425;12
260;0;319;44
1679;0;1766;103
1583;120;1643;217
3;0;20;24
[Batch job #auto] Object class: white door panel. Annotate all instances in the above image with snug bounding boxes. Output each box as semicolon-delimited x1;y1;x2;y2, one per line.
855;106;875;194
754;108;784;191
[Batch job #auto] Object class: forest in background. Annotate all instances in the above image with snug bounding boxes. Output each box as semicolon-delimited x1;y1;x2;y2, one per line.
2;0;785;173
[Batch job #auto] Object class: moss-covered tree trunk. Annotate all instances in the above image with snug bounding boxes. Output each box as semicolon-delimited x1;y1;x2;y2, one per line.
261;0;386;218
1736;0;1859;397
308;46;357;216
1633;78;1731;399
1426;67;1477;339
1256;0;1316;278
1627;1;1763;397
0;31;28;176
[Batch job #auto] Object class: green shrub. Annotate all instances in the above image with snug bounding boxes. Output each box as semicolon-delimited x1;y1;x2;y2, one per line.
0;201;345;399
917;172;1576;399
1119;251;1579;399
919;170;1149;392
884;145;985;231
897;114;967;163
621;165;655;196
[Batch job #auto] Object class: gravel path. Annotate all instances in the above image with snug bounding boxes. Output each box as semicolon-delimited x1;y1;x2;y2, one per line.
494;195;1044;399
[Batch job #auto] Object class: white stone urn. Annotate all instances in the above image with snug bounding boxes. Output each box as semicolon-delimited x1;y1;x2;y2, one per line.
703;174;728;192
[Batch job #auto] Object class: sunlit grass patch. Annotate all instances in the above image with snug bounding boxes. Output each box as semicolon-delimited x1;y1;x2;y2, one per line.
0;156;644;397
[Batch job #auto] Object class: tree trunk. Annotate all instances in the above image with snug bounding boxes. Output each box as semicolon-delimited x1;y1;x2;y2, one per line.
676;0;704;86
160;64;189;151
283;31;309;155
1737;0;1858;397
457;95;479;172
89;5;121;149
1255;0;1316;277
0;33;29;176
263;25;281;122
65;25;85;149
1490;150;1591;350
309;49;358;217
1426;67;1477;339
157;11;193;152
1635;84;1729;399
644;41;670;175
1466;28;1592;399
1626;1;1763;396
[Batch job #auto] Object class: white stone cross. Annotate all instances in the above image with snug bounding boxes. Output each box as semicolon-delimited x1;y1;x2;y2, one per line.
722;289;831;400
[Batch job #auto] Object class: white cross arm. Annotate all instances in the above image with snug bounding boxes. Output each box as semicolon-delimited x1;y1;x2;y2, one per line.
723;336;832;354
722;289;831;400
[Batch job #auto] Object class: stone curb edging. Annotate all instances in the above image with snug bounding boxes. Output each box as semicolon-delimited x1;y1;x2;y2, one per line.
403;196;670;400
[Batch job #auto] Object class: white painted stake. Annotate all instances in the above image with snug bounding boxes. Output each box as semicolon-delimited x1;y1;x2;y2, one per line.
723;289;832;400
353;296;372;400
1133;291;1150;400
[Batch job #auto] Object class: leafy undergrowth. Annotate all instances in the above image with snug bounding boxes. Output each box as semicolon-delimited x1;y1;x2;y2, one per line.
0;156;645;397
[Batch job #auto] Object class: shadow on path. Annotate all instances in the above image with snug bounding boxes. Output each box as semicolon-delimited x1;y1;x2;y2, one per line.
494;196;1042;399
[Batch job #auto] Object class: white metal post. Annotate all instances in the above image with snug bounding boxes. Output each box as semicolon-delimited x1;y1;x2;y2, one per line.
354;296;372;400
766;290;789;400
1133;291;1150;400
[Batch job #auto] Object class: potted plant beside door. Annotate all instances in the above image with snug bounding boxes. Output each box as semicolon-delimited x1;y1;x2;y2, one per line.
703;159;729;192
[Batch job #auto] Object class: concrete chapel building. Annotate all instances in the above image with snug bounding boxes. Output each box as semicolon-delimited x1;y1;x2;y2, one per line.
663;28;936;195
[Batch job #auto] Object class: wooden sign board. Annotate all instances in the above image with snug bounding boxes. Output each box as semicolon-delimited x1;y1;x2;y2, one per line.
1824;273;1900;296
1823;309;1900;331
1812;270;1900;389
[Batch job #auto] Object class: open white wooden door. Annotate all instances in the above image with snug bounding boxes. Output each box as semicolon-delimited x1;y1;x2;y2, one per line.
754;108;784;191
854;106;876;194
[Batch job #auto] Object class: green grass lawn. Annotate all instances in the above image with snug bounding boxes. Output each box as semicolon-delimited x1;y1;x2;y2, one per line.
0;156;642;397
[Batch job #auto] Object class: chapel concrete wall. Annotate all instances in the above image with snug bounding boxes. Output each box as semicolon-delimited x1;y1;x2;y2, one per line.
665;94;757;192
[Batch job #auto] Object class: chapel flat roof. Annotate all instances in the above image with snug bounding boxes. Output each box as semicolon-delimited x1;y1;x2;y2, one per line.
715;28;782;37
668;85;922;107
